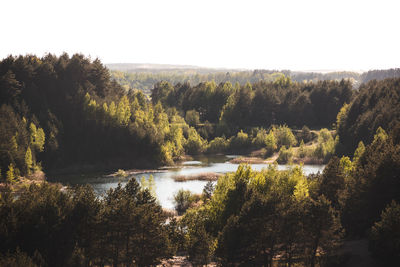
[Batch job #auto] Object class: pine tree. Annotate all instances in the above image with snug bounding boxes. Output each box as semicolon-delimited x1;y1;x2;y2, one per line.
6;163;15;183
36;128;45;152
29;123;37;144
353;141;365;164
109;101;116;118
25;147;33;174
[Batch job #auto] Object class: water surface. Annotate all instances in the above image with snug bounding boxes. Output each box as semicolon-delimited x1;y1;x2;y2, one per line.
49;155;325;210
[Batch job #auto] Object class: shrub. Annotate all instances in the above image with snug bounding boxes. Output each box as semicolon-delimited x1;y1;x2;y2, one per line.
207;137;229;154
173;189;198;215
229;130;251;151
299;125;313;143
251;128;277;156
274;125;297;148
298;140;307;158
313;128;335;161
277;146;293;164
184;127;206;154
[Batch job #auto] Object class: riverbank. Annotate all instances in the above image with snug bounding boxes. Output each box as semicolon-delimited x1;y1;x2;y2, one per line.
0;170;47;193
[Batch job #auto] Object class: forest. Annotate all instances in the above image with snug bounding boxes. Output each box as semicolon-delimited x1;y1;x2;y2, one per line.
109;64;400;95
1;54;400;266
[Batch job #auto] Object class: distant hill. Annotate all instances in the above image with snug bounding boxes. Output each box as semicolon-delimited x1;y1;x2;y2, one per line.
360;68;400;84
107;64;400;94
106;63;246;74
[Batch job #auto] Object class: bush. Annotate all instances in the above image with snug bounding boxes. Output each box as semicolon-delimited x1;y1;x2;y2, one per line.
298;140;307;158
299;125;313;143
229;130;251;151
313;129;336;162
184;127;206;154
207;137;229;154
274;125;297;148
173;189;198;215
277;146;293;164
251;128;277;156
318;128;333;143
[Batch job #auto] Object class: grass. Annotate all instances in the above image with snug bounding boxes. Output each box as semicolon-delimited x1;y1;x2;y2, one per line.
173;172;222;182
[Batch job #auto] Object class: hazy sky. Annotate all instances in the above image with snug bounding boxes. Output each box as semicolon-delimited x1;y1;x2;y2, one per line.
1;0;399;71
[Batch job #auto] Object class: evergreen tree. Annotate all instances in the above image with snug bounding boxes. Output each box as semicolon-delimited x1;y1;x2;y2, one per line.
24;147;33;174
6;164;15;183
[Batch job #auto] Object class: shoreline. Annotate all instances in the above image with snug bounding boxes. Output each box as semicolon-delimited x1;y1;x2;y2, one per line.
229;153;325;165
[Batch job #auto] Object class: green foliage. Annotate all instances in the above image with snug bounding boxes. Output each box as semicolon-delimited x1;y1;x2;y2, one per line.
299;125;313;143
179;164;343;266
184;127;206;154
115;169;127;177
319;157;346;209
229;130;251;151
1;54;185;173
29;123;45;152
337;78;400;155
6;163;16;183
185;109;200;127
109;67;365;97
206;136;229;154
336;103;349;130
131;73;354;133
274;125;297;148
318;128;333;143
373;126;388;144
264;130;278;155
116;95;130;125
369;201;400;264
352;141;365;164
277;146;293;164
298;139;306;158
182;209;216;265
202;181;215;202
165;218;186;255
342;130;400;237
251;128;278;155
24;147;33;174
313;128;335;162
0;180;171;266
173;189;197;215
35;128;45;152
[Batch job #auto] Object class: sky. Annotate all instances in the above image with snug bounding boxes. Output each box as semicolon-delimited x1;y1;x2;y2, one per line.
1;0;399;71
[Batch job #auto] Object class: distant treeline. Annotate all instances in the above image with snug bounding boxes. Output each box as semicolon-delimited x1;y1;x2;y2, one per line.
109;66;400;94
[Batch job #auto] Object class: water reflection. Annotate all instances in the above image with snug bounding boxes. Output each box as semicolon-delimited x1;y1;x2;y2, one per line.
49;155;325;210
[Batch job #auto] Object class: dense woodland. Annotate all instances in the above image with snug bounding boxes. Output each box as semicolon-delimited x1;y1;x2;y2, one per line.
1;54;400;266
109;65;400;95
150;78;353;133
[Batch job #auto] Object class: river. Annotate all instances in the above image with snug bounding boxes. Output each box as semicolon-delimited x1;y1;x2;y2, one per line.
49;155;325;210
